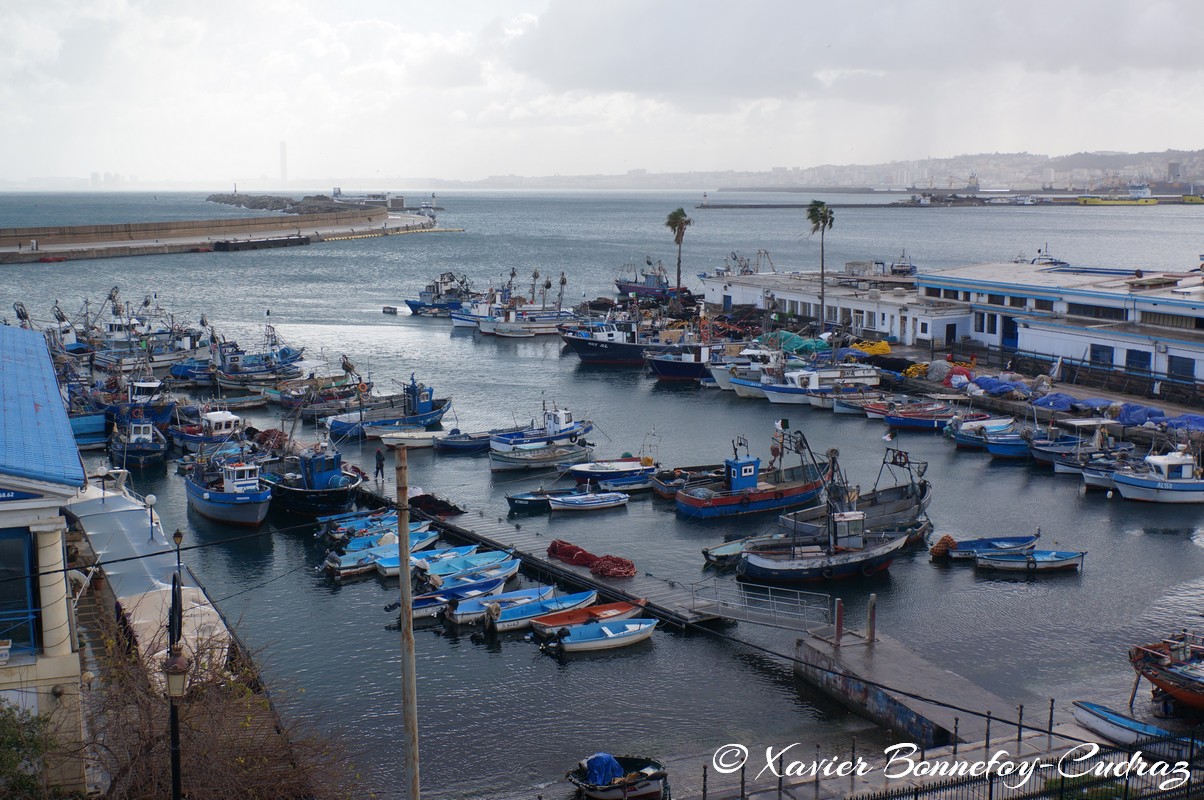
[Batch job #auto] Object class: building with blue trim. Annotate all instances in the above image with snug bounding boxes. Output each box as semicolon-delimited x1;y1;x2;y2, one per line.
0;324;88;790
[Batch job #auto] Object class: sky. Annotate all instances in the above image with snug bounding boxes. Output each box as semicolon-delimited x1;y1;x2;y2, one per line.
4;0;1202;186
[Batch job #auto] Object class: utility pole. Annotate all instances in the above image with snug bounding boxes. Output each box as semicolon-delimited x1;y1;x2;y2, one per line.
394;448;421;800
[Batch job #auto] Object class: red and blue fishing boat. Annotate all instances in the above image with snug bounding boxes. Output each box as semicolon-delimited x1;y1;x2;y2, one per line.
674;424;831;519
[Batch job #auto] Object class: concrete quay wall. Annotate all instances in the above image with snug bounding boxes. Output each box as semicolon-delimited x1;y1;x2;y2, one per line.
0;208;388;247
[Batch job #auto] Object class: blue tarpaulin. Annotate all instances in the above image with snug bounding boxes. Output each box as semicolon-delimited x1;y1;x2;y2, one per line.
1031;392;1078;411
585;753;625;786
1165;415;1204;431
972;376;1033;398
1071;397;1115;410
1115;403;1166;426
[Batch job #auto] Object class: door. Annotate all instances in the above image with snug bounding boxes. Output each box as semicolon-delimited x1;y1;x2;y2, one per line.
944;323;957;347
1001;316;1018;348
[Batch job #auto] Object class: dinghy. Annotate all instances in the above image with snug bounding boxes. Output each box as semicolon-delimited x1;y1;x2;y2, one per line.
541;618;658;653
530;600;648;638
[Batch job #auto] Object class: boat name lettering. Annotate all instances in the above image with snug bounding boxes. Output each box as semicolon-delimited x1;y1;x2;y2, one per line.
711;742;1190;791
0;489;42;501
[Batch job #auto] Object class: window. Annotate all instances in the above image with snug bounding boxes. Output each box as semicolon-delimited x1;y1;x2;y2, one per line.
1089;344;1115;366
1168;355;1196;381
986;314;998;335
924;287;941;298
919;322;929;334
825;305;837;322
973;312;985;333
1033;299;1054;311
987;294;1005;305
1125;350;1152;373
853;310;865;329
0;529;36;653
942;289;958;299
1009;296;1027;307
1067;302;1126;321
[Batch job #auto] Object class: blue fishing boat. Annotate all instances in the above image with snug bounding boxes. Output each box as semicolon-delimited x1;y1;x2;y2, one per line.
373;543;477;578
445;585;556;625
930;532;1040;561
674;427;830;519
260;447;364;516
403;272;475;316
983;431;1034;460
321;535;447;579
485;589;599;632
1070;701;1196;759
565;754;667;800
566;457;655;484
108;420;169;468
432;424;526;453
645;346;714;381
506;486;584;514
91;377;178;429
541;619;659;654
70;410;108;450
419;559;521;591
322;374;451;438
489;405;593;451
973;549;1086;572
597;474;655;492
339;521;433;552
183;460;272;527
1112;447;1204;503
415;550;515;581
410;577;510;619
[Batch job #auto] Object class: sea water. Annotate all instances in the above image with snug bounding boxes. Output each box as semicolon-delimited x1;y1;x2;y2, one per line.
4;190;1204;798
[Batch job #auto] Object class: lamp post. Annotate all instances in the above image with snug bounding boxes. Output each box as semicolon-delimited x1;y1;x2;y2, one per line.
146;494;157;542
162;530;190;800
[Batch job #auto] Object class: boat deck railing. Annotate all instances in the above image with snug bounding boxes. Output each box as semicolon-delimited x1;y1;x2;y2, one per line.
686;578;831;632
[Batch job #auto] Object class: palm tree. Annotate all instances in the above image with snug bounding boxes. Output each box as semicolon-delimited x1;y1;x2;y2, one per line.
806;200;835;333
664;208;692;310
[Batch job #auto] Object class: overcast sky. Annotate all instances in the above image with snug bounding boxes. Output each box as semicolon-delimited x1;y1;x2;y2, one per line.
4;0;1200;186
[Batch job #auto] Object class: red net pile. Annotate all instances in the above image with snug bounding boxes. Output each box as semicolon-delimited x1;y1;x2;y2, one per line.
547;540;637;578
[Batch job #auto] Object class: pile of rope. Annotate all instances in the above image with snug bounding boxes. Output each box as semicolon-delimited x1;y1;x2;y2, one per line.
903;363;930;379
547;540;637;578
851;340;891;356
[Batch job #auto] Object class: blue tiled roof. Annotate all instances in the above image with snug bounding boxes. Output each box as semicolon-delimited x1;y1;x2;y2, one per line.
0;326;86;488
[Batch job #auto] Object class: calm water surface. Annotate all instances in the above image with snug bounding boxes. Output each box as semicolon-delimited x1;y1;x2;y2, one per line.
5;191;1204;798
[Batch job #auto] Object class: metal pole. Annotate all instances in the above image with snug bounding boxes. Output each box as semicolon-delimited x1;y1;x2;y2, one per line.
702;763;707;800
866;593;877;642
169;569;182;800
834;598;844;647
1017;704;1024;744
395;448;420;800
985;711;991;750
740;762;746;799
952;718;959;756
778;749;784;798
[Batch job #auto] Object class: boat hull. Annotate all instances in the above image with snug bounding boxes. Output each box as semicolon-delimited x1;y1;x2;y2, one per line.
1112;473;1204;503
184;478;271;527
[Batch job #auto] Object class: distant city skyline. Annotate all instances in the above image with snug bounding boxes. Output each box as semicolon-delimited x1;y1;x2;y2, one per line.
5;2;1203;188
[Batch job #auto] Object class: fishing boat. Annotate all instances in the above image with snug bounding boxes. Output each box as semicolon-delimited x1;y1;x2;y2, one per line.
674;425;830;519
566;456;656;484
183;460;272;527
831;390;890;415
418;559;521;591
614;258;689;300
541;619;659;654
597;474;655;493
982;431;1035;460
760;364;881;405
484;589;600;632
378;428;445;449
321;533;448;580
1070;701;1195;759
736;512;911;583
559;319;681;365
91;376;178;429
338;521;434;552
489;443;593;472
489;405;593;451
648;463;725;499
943;415;1015;449
973;549;1086;572
168;409;245;453
861;398;944;420
505;486;584;513
404;272;475;316
565;754;667;800
414;550;516;582
322;374;451;438
929;533;1040;560
260;446;363;516
108;420;169;468
645;345;718;382
1112;446;1204;503
372;543;478;579
432;424;526;453
443;585;556;625
410;577;509;619
547;491;630;512
530;600;648;638
1129;630;1204;712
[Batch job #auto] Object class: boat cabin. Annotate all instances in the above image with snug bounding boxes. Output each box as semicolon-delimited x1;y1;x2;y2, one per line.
200;410;241;438
298;449;352;490
545;407;574;433
128;422;156;443
831;511;866;549
725;453;762;492
128;380;166;403
1144;447;1198;481
221;462;261;494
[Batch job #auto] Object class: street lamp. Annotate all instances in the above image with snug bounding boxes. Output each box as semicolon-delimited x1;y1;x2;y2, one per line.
162;531;191;800
146;494;157;542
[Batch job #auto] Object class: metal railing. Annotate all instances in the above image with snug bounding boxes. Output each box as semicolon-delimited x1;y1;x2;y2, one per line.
688;578;831;631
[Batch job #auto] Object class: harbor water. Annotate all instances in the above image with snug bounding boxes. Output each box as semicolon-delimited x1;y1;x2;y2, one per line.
5;191;1204;798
